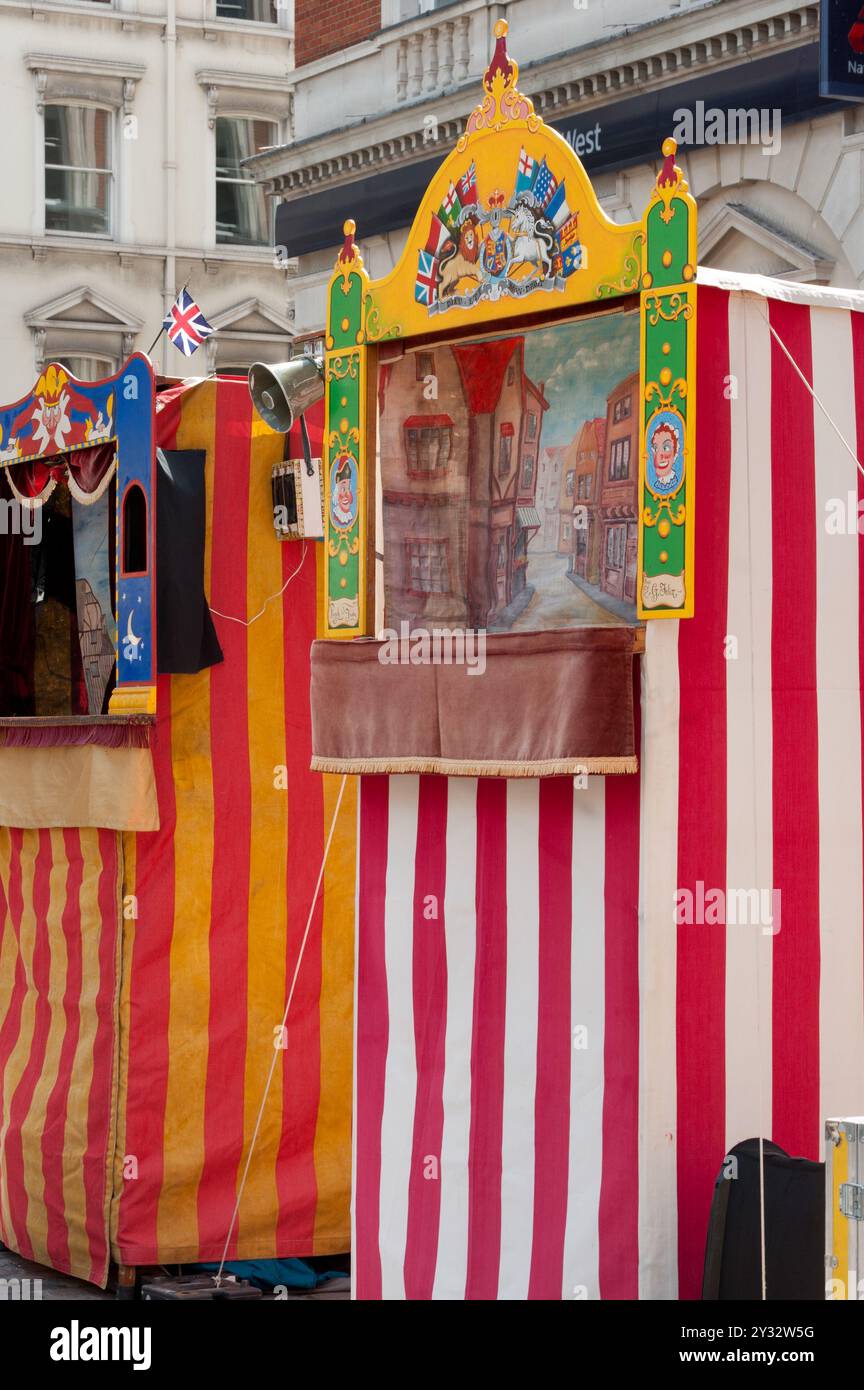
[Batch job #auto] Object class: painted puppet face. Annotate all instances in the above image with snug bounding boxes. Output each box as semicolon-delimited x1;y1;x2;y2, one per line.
651;426;677;478
336;477;353;510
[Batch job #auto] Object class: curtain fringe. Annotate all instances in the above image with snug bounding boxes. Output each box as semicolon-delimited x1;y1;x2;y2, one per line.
310;753;638;777
0;722;152;750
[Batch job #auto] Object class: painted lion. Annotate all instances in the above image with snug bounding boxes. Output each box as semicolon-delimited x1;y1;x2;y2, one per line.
438;212;483;299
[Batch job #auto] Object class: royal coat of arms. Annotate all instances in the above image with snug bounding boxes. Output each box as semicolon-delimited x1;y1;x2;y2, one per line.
414;151;584;315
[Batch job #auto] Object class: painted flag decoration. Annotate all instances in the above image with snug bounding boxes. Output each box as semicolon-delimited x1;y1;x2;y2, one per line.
415;250;439;307
532;158;557;210
438;183;462;231
456;163;478;207
544;182;568;226
424;214;452;260
162;289;215;357
351;278;864;1299
515;147;536;194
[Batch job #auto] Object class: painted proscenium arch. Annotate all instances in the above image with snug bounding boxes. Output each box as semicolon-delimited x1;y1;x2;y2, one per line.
0;353;157;714
321;17;698;637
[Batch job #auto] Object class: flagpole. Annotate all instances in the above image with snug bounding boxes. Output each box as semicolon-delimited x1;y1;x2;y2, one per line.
146;277;190;360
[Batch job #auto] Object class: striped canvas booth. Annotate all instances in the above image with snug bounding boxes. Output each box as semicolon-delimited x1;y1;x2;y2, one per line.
352;272;864;1299
0;379;355;1284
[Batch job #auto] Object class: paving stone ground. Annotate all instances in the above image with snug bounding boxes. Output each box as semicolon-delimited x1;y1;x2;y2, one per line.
0;1245;113;1301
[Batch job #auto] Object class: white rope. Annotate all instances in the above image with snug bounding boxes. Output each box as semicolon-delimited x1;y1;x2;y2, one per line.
756;304;864;478
214;772;348;1288
208;542;307;628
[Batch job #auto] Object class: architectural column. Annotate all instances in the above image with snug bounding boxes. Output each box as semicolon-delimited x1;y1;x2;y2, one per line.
423;26;439;94
396;38;408;103
439;21;455;88
455;15;471;83
409;33;423;99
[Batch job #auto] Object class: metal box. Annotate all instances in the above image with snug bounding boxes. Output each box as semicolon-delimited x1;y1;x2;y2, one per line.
826;1117;864;1299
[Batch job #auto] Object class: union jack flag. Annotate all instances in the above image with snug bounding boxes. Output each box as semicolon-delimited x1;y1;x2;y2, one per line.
457;162;478;206
162;289;215;356
415;250;439;306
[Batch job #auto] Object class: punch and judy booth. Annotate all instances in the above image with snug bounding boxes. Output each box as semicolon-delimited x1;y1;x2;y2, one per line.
310;22;864;1298
0;363;355;1285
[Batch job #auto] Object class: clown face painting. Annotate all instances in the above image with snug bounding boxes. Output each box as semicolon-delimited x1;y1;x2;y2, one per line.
645;409;685;496
330;453;358;530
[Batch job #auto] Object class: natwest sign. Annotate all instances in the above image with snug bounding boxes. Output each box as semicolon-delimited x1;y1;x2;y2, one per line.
820;0;864;101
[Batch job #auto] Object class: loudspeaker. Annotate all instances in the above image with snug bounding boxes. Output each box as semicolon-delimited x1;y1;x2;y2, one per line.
248;357;324;433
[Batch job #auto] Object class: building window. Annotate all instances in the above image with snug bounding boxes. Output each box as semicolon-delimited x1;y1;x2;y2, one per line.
405;538;449;594
521;455;534;489
609;437;631;481
498;429;513;477
565;469;576;496
526;412;537;440
216;0;277;18
405;421;452;476
613;394;632;423
416;352;434;381
606;523;626;569
215;117;277;245
562;521;571;541
56;355;117;382
577;474;591;500
496;533;507;571
44;105;113;236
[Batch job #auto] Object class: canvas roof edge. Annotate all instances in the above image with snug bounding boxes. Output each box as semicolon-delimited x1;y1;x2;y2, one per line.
695;265;864;310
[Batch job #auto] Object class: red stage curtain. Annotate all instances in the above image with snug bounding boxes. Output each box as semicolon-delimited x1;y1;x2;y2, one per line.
5;443;116;506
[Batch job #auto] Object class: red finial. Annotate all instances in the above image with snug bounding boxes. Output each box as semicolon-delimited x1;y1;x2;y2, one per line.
484;18;514;90
658;137;678;187
339;218;357;263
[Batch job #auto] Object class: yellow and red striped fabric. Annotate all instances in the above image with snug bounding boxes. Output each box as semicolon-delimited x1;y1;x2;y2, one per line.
0;379;356;1283
0;828;122;1285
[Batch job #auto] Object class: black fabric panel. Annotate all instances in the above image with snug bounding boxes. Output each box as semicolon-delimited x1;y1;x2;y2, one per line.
0;471;35;715
156;449;223;675
702;1138;824;1301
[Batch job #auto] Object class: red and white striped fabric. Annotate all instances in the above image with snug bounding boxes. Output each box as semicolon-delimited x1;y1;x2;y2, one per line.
352;276;864;1300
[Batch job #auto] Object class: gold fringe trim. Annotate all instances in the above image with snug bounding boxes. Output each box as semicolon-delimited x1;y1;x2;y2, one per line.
310;754;638;778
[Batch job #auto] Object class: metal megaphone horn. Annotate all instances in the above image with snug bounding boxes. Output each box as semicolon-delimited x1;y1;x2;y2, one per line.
248;356;325;433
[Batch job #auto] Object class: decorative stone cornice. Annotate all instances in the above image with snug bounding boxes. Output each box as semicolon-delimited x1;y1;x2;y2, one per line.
196;67;293;129
25;52;146;114
252;2;820;201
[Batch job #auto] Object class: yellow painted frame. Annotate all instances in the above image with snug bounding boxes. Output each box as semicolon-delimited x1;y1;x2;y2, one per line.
322;19;699;634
